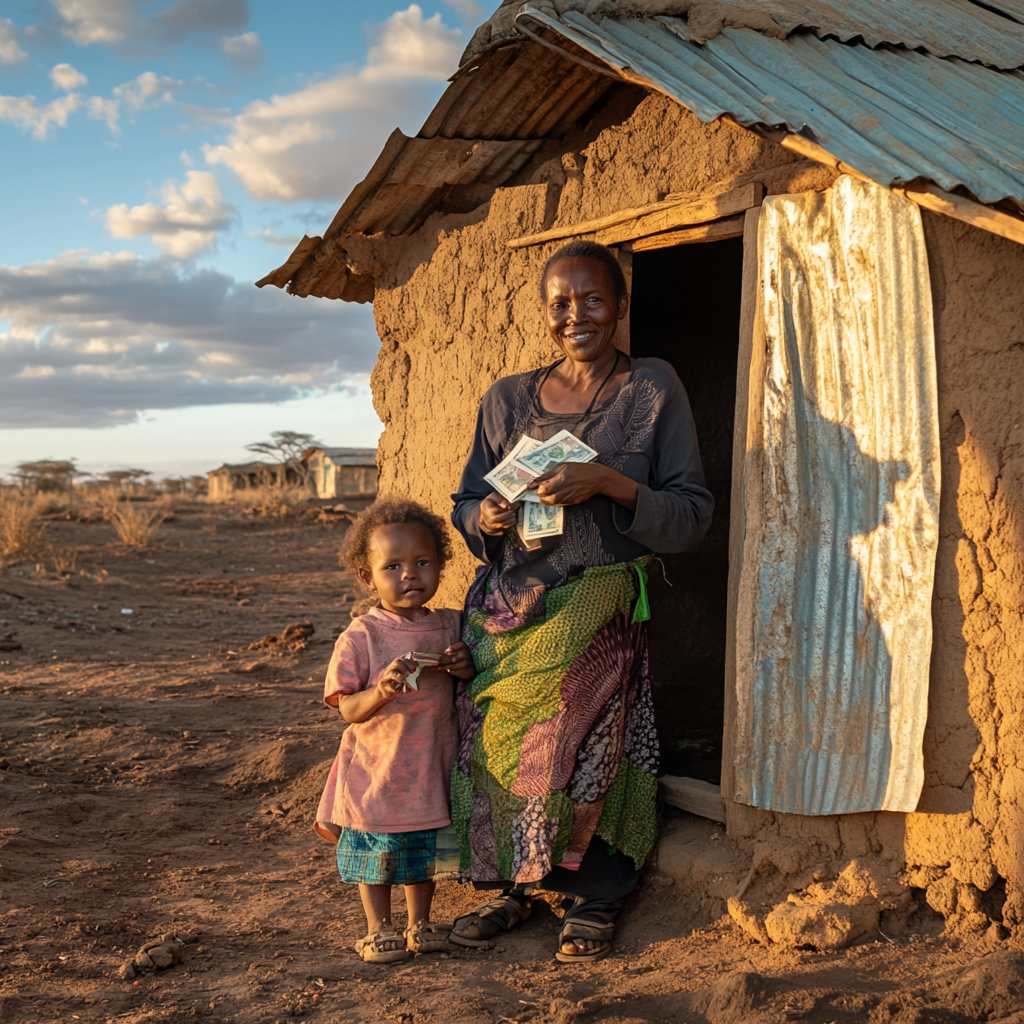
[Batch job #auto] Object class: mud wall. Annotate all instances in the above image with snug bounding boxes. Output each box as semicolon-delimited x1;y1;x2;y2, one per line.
726;212;1024;938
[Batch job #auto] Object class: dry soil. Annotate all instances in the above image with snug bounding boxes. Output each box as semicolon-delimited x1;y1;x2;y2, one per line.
1;505;1021;1024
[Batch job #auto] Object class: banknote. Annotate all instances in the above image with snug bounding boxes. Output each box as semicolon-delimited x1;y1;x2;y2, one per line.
483;434;542;502
401;650;446;691
513;429;598;476
522;499;564;540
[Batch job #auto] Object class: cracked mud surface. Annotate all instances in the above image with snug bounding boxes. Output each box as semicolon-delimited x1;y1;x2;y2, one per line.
1;505;1021;1024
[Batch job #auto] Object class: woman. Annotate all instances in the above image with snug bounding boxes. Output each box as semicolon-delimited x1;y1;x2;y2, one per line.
449;239;713;962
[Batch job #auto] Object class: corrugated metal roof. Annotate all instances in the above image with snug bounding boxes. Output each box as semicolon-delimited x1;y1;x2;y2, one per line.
460;0;1024;70
520;5;1024;210
314;447;378;467
747;0;1024;66
259;1;1024;298
734;177;940;814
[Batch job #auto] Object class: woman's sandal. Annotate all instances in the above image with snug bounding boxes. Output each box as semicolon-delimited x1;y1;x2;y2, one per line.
555;900;616;964
354;928;412;964
449;893;533;948
405;921;450;954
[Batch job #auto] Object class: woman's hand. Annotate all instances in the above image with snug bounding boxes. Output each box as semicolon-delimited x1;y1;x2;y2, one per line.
528;463;639;510
479;491;521;535
441;640;475;680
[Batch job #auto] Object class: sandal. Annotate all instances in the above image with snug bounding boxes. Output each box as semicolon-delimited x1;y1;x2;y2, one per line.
354;928;412;964
449;893;533;948
405;921;450;954
555;899;618;964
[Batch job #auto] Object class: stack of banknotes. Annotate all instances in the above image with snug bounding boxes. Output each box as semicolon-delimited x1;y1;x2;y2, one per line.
483;429;598;546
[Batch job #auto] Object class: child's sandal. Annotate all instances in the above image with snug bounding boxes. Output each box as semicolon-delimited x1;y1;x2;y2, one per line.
404;922;450;954
354;928;412;964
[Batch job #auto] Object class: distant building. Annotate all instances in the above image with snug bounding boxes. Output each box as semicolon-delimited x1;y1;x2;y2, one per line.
207;461;300;501
300;448;378;501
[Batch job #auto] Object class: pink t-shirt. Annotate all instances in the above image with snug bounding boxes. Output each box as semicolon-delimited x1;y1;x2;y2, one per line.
316;606;460;834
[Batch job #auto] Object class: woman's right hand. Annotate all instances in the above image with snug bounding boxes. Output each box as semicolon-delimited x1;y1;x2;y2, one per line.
479;491;520;535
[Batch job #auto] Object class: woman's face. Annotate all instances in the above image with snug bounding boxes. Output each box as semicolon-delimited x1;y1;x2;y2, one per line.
543;257;628;365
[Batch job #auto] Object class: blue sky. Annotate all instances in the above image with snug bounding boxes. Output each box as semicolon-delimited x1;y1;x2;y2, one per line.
0;0;481;479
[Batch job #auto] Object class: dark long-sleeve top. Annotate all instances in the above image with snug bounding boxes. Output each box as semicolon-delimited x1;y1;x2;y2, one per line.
451;356;714;615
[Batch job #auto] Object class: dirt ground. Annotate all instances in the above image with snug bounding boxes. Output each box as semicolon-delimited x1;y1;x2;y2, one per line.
2;504;1022;1024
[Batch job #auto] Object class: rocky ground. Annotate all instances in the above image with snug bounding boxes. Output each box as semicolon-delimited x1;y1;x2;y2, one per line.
2;504;1023;1024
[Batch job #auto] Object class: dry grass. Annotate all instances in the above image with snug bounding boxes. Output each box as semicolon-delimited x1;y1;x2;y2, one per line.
107;502;166;546
231;485;314;521
0;492;45;562
33;491;78;517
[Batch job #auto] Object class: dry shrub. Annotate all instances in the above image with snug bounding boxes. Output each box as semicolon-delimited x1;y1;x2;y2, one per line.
237;485;313;521
50;547;79;576
33;491;78;517
0;492;44;562
108;502;166;546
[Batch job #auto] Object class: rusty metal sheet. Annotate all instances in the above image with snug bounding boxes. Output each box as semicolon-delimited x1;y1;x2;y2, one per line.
671;0;1024;69
521;7;1024;211
732;176;940;815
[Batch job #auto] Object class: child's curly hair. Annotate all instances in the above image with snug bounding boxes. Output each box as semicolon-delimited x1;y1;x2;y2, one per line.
340;495;453;584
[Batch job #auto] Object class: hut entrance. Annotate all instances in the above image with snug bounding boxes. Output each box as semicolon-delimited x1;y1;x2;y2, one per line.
629;236;744;783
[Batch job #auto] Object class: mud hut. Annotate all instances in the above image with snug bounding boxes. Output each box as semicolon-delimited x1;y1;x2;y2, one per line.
206;460;301;501
259;2;1024;944
299;447;379;502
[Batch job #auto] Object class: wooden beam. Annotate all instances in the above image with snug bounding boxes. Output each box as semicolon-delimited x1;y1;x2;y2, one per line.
659;776;726;823
507;182;763;249
895;182;1024;247
596;183;763;246
723;206;766;834
629;214;745;252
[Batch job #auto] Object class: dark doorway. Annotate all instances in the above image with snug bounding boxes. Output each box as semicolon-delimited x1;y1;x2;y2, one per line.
629;237;744;783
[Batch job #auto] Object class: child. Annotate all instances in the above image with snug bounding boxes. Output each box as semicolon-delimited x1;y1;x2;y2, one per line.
314;497;474;964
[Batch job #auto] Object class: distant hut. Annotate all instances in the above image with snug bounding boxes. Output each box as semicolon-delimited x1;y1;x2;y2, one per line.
300;447;378;502
206;461;300;501
258;2;1024;942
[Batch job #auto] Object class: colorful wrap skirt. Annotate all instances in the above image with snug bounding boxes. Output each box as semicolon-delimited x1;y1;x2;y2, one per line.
452;557;659;885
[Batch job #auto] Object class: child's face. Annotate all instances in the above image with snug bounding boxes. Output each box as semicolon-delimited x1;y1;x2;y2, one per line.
359;522;441;614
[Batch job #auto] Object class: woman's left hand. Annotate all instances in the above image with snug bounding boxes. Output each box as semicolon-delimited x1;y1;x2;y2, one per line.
441;640;475;680
529;463;639;511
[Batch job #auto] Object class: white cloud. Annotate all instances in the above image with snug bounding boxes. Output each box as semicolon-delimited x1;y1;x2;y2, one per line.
104;171;233;258
52;0;137;45
220;30;261;71
0;18;28;65
86;94;120;135
251;229;300;248
204;4;461;201
0;91;81;140
113;71;197;110
50;62;88;90
0;247;378;428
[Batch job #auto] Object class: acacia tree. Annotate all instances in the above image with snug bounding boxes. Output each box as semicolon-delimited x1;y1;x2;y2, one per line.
13;459;80;493
245;431;321;486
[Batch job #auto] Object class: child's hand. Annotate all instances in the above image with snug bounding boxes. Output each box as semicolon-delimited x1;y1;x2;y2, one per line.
377;656;417;699
441;641;475;680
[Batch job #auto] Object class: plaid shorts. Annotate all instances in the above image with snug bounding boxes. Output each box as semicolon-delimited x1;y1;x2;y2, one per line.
336;827;438;885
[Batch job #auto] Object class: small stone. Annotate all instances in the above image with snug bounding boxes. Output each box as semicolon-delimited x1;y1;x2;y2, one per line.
118;961;136;980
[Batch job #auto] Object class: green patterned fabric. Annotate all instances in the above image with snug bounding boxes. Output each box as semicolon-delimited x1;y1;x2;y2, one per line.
453;557;659;885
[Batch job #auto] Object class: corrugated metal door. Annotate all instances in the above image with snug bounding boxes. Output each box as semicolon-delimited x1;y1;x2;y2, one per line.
732;175;940;815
